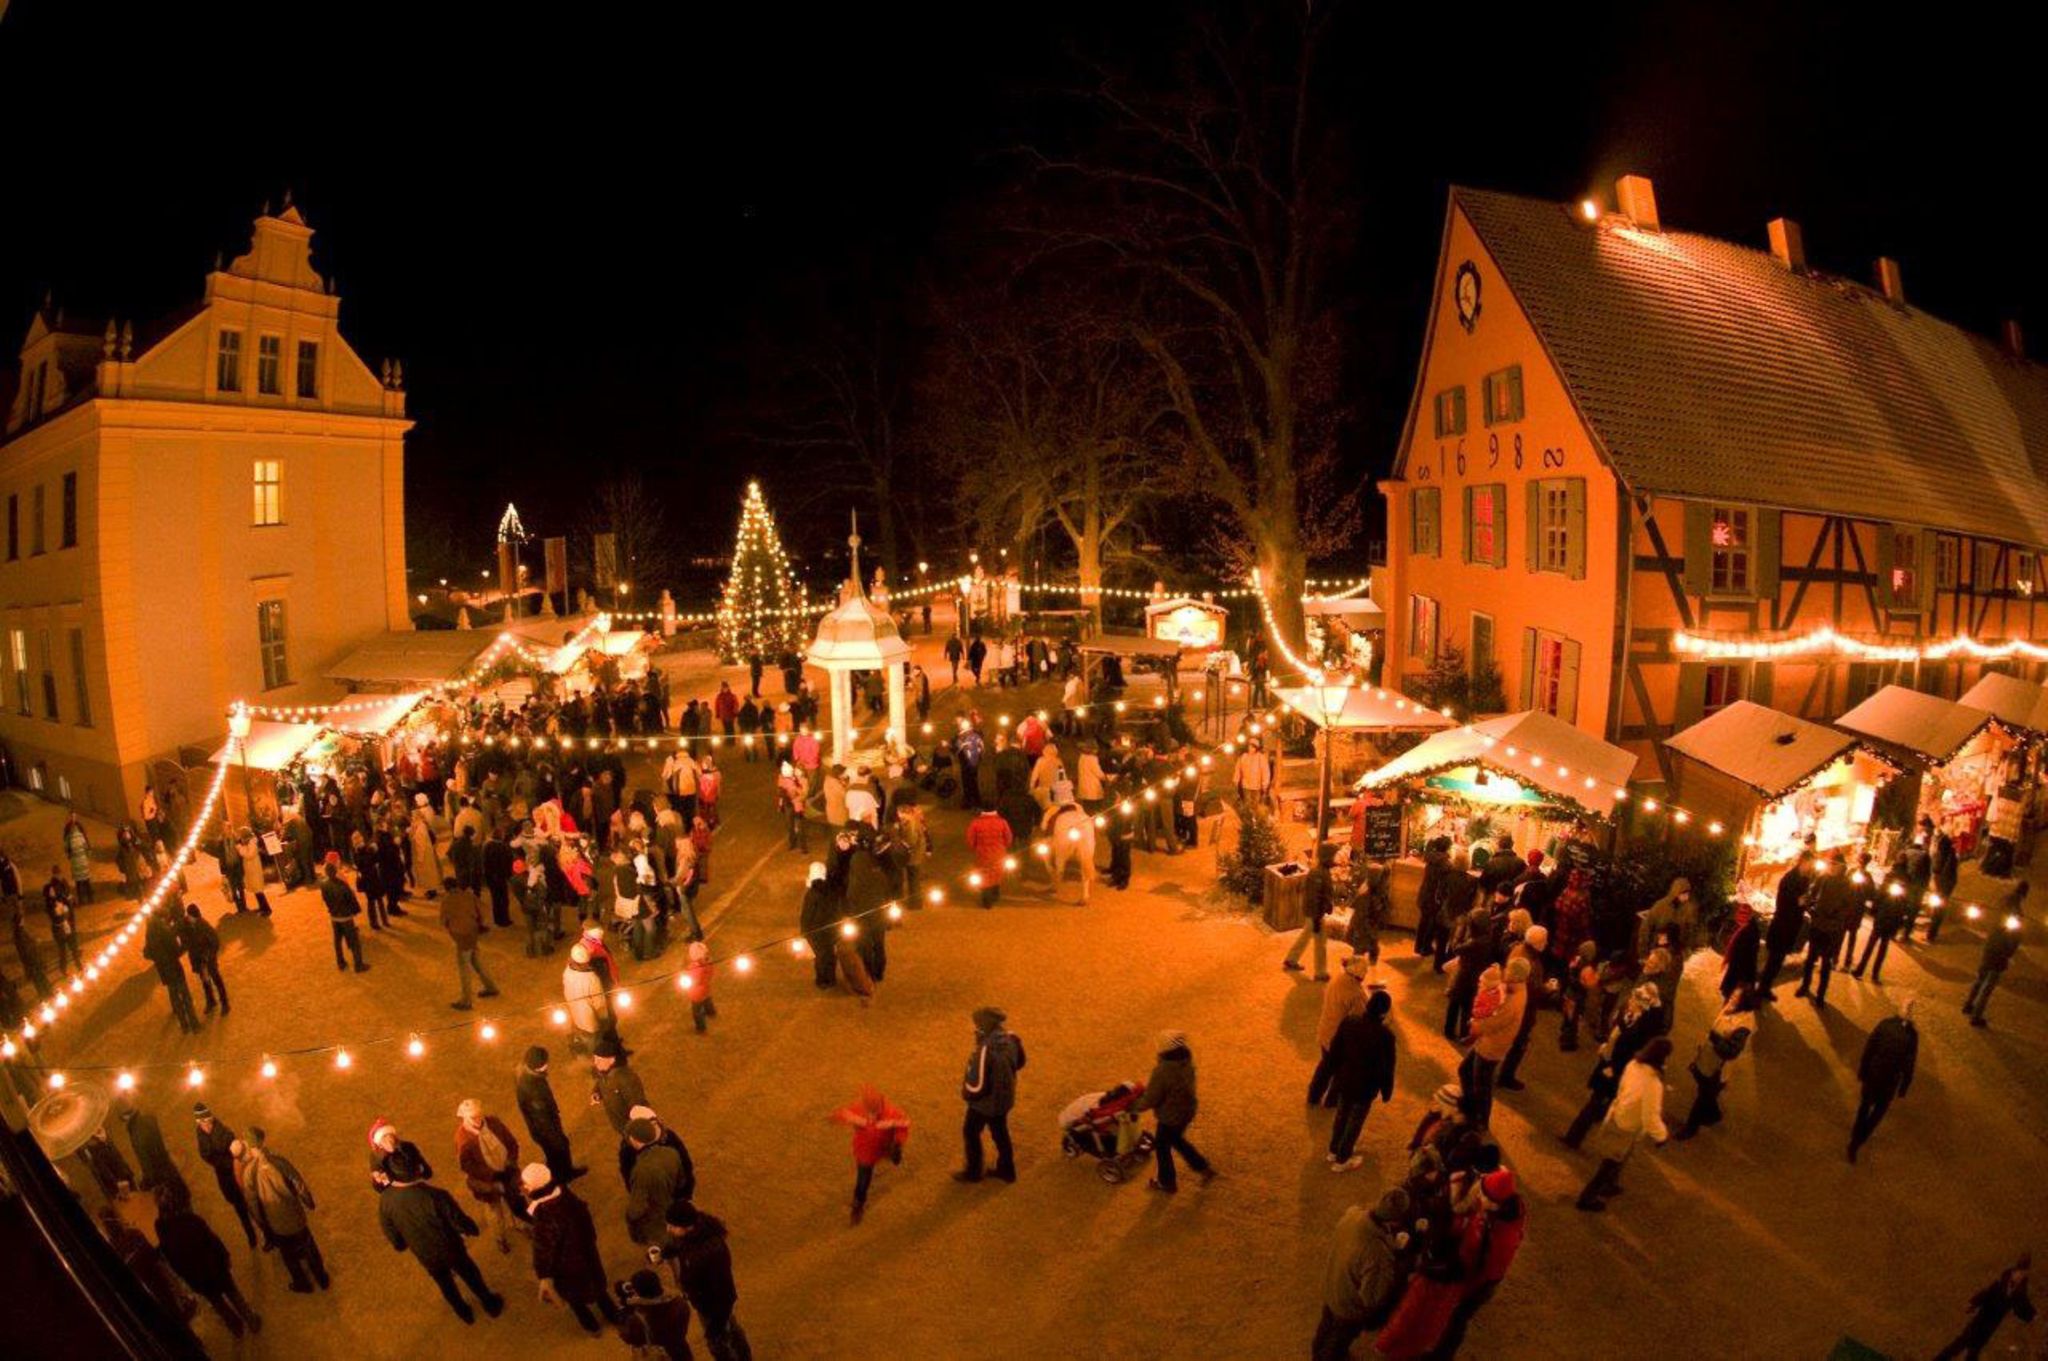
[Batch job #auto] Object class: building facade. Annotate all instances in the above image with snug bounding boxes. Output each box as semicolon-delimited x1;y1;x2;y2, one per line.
1379;175;2048;787
0;204;411;817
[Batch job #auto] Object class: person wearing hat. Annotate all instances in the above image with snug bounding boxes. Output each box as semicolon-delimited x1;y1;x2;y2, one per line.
118;1095;186;1201
1313;1186;1412;1361
955;1005;1024;1184
193;1104;258;1247
1964;883;2028;1028
1494;928;1551;1093
1576;1034;1672;1211
618;1104;695;1203
830;1084;911;1226
1848;995;1919;1163
520;1163;618;1335
799;861;841;988
367;1117;435;1191
1434;1168;1526;1356
376;1153;505;1323
1309;955;1370;1107
516;1046;584;1185
1562;982;1663;1150
1933;1254;2036;1360
1461;959;1528;1130
154;1184;263;1337
1327;990;1397;1172
656;1199;749;1358
592;1032;649;1136
317;857;371;974
235;1128;327;1292
1133;1029;1213;1194
561;942;612;1056
616;1267;694;1359
455;1099;525;1253
622;1117;685;1247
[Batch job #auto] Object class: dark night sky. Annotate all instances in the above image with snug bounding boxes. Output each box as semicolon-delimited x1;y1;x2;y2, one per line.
0;2;2032;589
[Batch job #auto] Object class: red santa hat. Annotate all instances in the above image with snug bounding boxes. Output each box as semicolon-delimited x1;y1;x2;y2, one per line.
367;1117;399;1150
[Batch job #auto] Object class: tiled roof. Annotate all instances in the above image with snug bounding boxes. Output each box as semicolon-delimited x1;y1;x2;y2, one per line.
1455;187;2048;550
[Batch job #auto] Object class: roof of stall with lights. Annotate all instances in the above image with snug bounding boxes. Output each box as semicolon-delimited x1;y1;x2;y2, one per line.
1454;187;2048;551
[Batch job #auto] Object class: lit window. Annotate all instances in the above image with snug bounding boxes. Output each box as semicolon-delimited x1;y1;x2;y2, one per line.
1410;487;1441;557
296;340;319;399
1431;386;1467;438
68;628;90;727
1709;505;1750;594
1702;663;1743;718
258;599;290;690
1528;629;1582;722
1466;485;1499;564
1481;365;1524;425
253;460;284;526
1890;528;1920;603
258;335;282;395
1409;594;1440;665
9;628;29;716
217;330;243;392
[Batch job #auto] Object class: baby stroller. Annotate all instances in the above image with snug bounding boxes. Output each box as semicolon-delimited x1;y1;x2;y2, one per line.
1058;1082;1153;1183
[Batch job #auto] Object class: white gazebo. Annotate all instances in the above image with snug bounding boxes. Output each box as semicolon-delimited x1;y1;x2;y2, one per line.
807;521;912;765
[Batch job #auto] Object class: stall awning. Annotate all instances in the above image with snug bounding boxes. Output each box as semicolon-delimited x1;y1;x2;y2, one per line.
1958;673;2048;740
1834;685;1991;765
1664;700;1862;800
1273;684;1454;733
1358;710;1638;819
209;721;322;771
1079;633;1182;661
1301;596;1385;623
324;691;430;738
325;630;499;686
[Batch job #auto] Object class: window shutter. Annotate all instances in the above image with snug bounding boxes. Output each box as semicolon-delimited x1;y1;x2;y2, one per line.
1754;509;1781;601
1874;524;1896;609
1462;486;1476;563
1682;503;1712;597
1566;478;1587;580
1481;373;1495;425
1525;482;1542;572
1917;528;1938;611
1453;387;1466;434
1520;627;1537;710
1558;638;1582;724
1675;662;1709;730
1749;661;1774;708
1507;367;1523;420
1490;484;1508;568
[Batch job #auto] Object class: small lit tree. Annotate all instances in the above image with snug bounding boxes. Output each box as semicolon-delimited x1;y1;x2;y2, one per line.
717;481;808;663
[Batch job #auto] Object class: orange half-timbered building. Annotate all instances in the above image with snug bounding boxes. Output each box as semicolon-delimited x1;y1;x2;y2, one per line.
1379;175;2048;790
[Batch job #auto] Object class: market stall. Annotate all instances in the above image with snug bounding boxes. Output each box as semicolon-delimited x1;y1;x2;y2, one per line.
1301;593;1385;681
1271;684;1453;843
1833;684;2011;861
1144;595;1228;652
1356;709;1637;928
1078;633;1183;703
1664;699;1895;898
1956;672;2048;871
208;720;323;832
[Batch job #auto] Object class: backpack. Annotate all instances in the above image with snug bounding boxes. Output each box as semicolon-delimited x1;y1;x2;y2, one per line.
1708;1025;1750;1064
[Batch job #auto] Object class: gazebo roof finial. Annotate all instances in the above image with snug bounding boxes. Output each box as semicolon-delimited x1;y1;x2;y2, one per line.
848;511;863;597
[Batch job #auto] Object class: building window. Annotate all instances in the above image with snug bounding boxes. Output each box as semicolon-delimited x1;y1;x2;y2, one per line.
1973;541;2002;592
6;494;15;561
8;629;28;716
1470;612;1495;681
1935;535;1960;590
1846;662;1893;706
31;485;45;555
296;339;319;398
1481;365;1524;425
253;460;284;526
258;599;289;690
68;628;90;727
1431;386;1467;438
60;472;77;549
1463;484;1506;566
1709;505;1751;594
1890;528;1921;603
1525;628;1582;722
1410;487;1441;558
1703;663;1743;718
1532;478;1586;577
217;329;243;392
257;335;283;395
1409;594;1440;666
38;629;57;720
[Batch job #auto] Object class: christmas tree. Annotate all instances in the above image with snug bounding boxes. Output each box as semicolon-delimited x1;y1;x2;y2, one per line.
717;481;808;663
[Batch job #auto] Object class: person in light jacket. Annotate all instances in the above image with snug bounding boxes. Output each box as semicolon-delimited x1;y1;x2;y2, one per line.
1575;1035;1671;1211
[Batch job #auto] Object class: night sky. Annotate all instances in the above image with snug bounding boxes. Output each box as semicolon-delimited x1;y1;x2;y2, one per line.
0;2;2031;593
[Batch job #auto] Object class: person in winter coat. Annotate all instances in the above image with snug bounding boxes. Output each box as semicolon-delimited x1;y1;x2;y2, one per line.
956;1005;1024;1184
367;1116;436;1191
1372;1219;1465;1360
1562;984;1662;1149
1284;843;1339;979
98;1205;195;1325
1462;960;1527;1130
192;1104;258;1246
408;798;446;899
1760;849;1815;997
1575;1034;1671;1211
1347;862;1391;965
1433;1168;1527;1358
1313;1186;1413;1361
617;1269;695;1360
1964;887;2027;1027
1719;905;1762;1001
966;806;1013;908
1495;928;1550;1091
143;909;201;1034
154;1187;262;1337
1133;1030;1213;1194
118;1097;186;1200
1848;996;1919;1163
1328;990;1397;1171
1797;856;1858;1008
684;939;716;1032
798;862;841;988
617;1105;696;1205
623;1117;685;1246
517;1164;619;1335
1674;988;1757;1140
443;880;500;1010
830;1085;910;1225
234;1129;328;1292
1413;838;1454;960
1308;955;1369;1107
1923;831;1960;943
561;943;612;1055
377;1164;505;1322
516;1046;583;1185
1932;1255;2036;1361
1635;876;1698;960
592;1034;648;1136
657;1201;751;1361
1441;907;1493;1040
455;1099;524;1252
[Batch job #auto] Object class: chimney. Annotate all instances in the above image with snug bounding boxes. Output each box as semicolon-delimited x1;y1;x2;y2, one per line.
2002;319;2025;360
1767;218;1806;272
1876;256;1905;304
1615;174;1660;231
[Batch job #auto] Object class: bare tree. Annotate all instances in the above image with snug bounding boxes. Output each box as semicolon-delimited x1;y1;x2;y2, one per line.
579;474;679;603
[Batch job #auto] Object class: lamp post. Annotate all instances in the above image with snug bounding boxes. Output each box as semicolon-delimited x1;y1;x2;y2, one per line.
1308;683;1352;851
227;703;254;840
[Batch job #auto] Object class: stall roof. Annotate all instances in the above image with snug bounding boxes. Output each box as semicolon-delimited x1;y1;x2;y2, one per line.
1358;710;1638;819
1958;673;2048;739
1273;684;1455;733
1079;633;1182;659
1143;595;1226;616
325;630;499;685
1301;596;1385;622
1664;700;1861;799
209;720;322;770
324;691;430;738
1834;685;1992;764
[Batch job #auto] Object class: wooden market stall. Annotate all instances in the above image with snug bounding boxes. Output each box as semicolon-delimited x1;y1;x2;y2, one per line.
1143;595;1229;652
1833;685;2011;864
1301;594;1385;681
1955;672;2048;871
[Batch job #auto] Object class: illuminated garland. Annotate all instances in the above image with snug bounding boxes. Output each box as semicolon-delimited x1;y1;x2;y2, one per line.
1673;626;2048;664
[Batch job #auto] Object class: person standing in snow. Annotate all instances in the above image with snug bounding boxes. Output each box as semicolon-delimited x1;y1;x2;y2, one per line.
519;1163;619;1336
955;1006;1023;1185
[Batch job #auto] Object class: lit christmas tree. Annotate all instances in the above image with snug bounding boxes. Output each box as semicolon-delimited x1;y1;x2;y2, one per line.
717;481;808;663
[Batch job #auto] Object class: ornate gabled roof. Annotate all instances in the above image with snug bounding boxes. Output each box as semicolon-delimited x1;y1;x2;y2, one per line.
809;587;911;666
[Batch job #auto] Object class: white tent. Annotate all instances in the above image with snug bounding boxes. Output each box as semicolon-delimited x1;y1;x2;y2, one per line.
1958;672;2048;740
208;720;322;771
1359;710;1638;820
1664;700;1861;799
1834;685;1991;765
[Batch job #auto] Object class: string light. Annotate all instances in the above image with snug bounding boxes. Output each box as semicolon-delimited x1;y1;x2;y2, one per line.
334;1049;353;1071
260;1056;278;1079
1674;625;2048;664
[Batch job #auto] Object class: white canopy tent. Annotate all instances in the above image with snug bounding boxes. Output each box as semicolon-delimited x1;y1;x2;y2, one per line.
1359;709;1638;821
1958;672;2048;740
1834;685;1992;765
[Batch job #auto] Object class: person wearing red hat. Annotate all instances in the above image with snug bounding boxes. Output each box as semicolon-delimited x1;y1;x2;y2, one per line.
1433;1167;1526;1357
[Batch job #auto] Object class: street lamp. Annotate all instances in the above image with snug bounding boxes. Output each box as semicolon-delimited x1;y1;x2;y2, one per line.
1307;683;1353;851
227;704;254;846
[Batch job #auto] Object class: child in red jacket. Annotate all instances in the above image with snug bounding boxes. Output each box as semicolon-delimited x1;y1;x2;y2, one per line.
684;940;715;1033
829;1085;910;1225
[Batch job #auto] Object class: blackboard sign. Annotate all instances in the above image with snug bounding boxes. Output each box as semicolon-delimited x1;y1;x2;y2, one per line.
1363;804;1403;859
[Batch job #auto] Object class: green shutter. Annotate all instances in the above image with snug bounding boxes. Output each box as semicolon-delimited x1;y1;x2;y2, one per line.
1525;481;1542;572
1918;528;1938;611
1462;486;1475;563
1566;478;1587;580
1558;638;1582;723
1755;509;1781;601
1507;367;1524;421
1749;662;1774;707
1453;387;1467;434
1490;483;1508;567
1874;524;1896;609
1481;373;1496;426
1675;662;1709;729
1520;627;1537;710
1682;503;1712;597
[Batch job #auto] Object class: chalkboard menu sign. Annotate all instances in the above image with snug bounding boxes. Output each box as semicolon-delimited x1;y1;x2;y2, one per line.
1363;803;1403;859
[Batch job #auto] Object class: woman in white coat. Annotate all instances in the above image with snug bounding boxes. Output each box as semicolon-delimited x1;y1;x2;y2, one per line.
1576;1035;1671;1212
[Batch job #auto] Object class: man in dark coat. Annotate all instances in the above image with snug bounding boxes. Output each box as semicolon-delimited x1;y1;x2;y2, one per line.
179;905;229;1015
119;1096;186;1201
1797;858;1858;1009
657;1201;750;1361
623;1118;684;1247
143;909;200;1034
1848;997;1919;1163
483;826;515;928
516;1046;582;1184
1760;846;1814;997
154;1188;262;1337
519;1165;619;1335
799;862;839;989
956;1005;1023;1184
1413;837;1453;960
1933;1255;2036;1361
378;1166;505;1322
1478;836;1525;895
193;1103;257;1246
318;858;370;973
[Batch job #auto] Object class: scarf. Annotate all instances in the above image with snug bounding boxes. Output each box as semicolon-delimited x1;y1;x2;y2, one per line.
472;1118;511;1172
